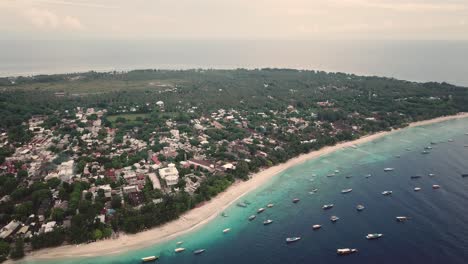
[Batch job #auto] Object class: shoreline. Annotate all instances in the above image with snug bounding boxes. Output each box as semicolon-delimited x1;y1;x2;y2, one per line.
19;113;468;262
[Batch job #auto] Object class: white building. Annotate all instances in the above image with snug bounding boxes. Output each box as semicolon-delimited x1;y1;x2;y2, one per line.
159;163;179;186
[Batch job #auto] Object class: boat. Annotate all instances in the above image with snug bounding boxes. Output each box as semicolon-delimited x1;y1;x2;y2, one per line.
335;169;340;173
382;191;393;196
366;233;383;240
292;198;300;203
257;208;265;213
421;150;430;154
405;148;411;151
448;139;454;142
462;174;468;178
414;187;421;191
327;173;335;177
248;215;256;221
193;249;206;255
223;228;231;233
428;173;435;177
141;256;158;262
322;204;334;210
410;175;422;179
432;185;441;189
237;202;247;208
341;189;352;194
345;175;353;179
356;204;365;211
430;142;437;145
396;216;410;222
312;188;318;192
330;216;339;222
176;241;184;245
267;203;274;208
263;219;273;225
365;174;372;178
384;168;394;172
395;155;401;158
337;248;358;255
312;224;322;230
425;146;433;150
175;248;185;253
286;237;301;243
221;212;228;217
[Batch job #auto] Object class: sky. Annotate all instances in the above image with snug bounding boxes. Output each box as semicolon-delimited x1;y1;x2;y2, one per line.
1;0;468;40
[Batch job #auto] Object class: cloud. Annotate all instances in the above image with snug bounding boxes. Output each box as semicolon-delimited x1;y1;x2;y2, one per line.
24;8;84;30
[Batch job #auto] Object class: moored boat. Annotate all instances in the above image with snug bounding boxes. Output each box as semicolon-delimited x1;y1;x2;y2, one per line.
366;233;383;240
327;173;336;177
175;248;185;253
396;216;410;222
237;202;247;208
410;175;422;179
312;224;322;230
341;189;352;194
221;212;228;217
384;168;394;172
382;191;393;196
414;187;421;191
176;241;184;245
267;203;274;208
322;204;334;210
345;175;353;179
337;248;358;255
263;219;273;225
462;174;468;178
428;173;435;177
248;215;256;221
330;215;339;222
421;150;430;154
365;174;372;178
432;184;440;189
292;198;300;203
356;204;365;211
223;228;231;233
257;208;265;213
286;237;301;243
193;249;206;255
141;256;158;262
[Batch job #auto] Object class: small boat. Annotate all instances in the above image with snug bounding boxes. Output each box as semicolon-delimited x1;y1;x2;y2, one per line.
327;173;336;177
410;175;422;179
221;212;228;217
312;224;322;230
365;174;372;178
462;174;468;178
337;248;358;255
405;148;411;151
366;233;383;240
428;173;435;177
322;204;334;210
414;187;421;192
395;155;401;158
223;228;231;233
141;256;158;262
396;216;410;222
292;198;300;203
267;203;274;208
448;139;454;142
263;219;273;225
257;208;265;213
432;185;440;189
193;249;206;255
286;237;301;243
384;168;394;172
176;241;184;245
356;205;365;211
330;216;339;222
382;191;393;196
335;169;340;173
175;248;185;253
425;146;433;150
345;175;353;179
237;202;247;208
248;215;256;221
430;142;437;145
341;189;352;194
421;150;430;154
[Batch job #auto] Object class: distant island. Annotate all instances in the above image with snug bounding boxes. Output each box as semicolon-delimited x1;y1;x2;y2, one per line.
0;69;467;262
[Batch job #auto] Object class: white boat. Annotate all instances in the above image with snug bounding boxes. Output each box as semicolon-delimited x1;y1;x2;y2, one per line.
396;216;410;222
322;204;334;210
330;216;339;222
341;189;352;194
141;256;158;262
414;187;421;191
312;224;322;230
263;219;273;225
176;241;184;245
267;203;274;208
337;248;358;255
421;150;430;154
193;249;206;255
248;215;256;221
223;228;231;233
286;237;301;243
327;173;336;177
356;204;365;211
365;174;372;178
237;202;247;208
448;139;454;142
175;248;185;253
366;233;383;240
292;198;300;203
428;173;435;177
257;208;265;213
432;185;441;189
335;169;340;173
384;168;394;172
382;191;393;196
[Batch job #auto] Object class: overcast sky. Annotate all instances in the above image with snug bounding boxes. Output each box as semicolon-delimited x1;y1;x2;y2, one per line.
1;0;467;40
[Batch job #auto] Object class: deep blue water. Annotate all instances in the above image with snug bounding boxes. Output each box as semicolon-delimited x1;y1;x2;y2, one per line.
25;118;468;264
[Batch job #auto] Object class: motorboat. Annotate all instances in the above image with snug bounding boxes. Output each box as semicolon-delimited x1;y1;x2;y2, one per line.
263;219;273;225
382;191;393;196
341;189;352;194
337;248;358;255
223;228;231;233
193;249;206;255
330;216;339;222
414;187;421;191
432;185;441;189
312;224;322;230
384;168;394;172
356;204;365;211
366;233;383;240
248;215;256;221
175;248;185;253
396;216;410;222
286;237;301;243
257;208;265;213
292;198;300;203
322;204;334;210
141;256;158;262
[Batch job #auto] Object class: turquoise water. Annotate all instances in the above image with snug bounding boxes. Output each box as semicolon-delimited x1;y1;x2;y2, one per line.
24;118;468;264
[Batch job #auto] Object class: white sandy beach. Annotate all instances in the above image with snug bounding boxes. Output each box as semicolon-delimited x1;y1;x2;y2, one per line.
20;113;468;262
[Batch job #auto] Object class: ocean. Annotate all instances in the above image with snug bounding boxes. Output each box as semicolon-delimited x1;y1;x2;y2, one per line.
1;40;468;87
23;118;468;264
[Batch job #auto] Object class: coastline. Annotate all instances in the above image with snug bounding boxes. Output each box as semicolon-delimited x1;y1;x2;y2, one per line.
20;113;468;262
